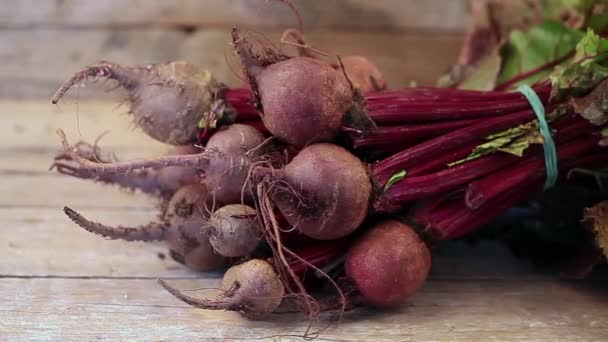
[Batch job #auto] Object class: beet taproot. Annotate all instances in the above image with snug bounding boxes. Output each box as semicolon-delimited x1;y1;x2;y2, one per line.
64;184;226;272
56;123;269;204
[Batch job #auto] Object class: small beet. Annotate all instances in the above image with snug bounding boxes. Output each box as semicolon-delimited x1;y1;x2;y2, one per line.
64;184;226;272
52;142;201;198
335;55;387;94
205;204;261;257
159;259;285;318
56;124;270;204
52;61;222;145
203;124;267;203
261;143;371;240
345;220;431;307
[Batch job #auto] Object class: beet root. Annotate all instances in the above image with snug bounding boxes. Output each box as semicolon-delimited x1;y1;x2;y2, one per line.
335;56;387;94
260;143;371;240
56;123;269;204
63;206;168;241
345;220;431;307
52;142;200;198
52;61;222;145
232;28;353;147
205;204;261;257
64;184;226;272
159;259;285;318
203;124;267;203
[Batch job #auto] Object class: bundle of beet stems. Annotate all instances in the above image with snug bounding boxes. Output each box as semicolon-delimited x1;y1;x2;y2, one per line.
50;23;608;336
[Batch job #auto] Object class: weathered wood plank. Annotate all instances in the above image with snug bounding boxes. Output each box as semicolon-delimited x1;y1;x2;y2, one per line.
1;208;199;278
0;29;463;98
1;277;607;341
0;0;469;32
0;100;167;151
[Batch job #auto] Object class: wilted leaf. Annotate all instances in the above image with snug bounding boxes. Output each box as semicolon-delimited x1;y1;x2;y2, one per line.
583;201;608;259
550;29;608;97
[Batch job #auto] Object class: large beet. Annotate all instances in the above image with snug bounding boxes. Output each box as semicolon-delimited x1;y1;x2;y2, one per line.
262;143;371;240
345;220;431;307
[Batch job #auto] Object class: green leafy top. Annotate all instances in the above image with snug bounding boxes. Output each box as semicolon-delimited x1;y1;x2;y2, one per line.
447;0;608;91
550;29;608;97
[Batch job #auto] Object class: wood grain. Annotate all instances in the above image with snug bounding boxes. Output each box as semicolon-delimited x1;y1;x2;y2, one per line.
0;29;464;99
0;0;469;32
2;277;607;341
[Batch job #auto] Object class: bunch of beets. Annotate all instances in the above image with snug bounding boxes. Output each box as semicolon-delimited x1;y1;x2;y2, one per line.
50;23;608;325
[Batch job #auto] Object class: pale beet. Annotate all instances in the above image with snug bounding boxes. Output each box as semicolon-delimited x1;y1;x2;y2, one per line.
203;124;266;203
63;184;226;272
345;220;431;307
260;143;371;240
56;124;269;204
335;56;387;94
205;204;261;257
232;28;353;147
159;259;284;318
52;61;222;145
52;142;200;198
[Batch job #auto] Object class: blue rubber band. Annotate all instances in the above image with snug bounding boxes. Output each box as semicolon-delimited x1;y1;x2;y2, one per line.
517;85;558;190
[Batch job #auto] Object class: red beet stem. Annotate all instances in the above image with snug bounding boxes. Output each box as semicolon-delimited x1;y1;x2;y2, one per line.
353;119;479;149
377;153;520;210
419;184;537;240
224;88;258;120
288;240;348;276
372;108;544;185
406;140;484;176
376;114;595;212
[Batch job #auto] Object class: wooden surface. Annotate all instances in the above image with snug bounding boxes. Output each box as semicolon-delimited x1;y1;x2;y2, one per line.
2;100;608;341
0;0;468;99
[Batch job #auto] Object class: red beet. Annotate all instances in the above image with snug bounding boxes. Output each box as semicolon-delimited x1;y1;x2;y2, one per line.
345;220;431;307
63;184;226;272
159;259;285;318
205;204;261;257
56;124;270;204
52;142;200;198
334;55;387;94
52;61;222;145
259;143;371;240
232;27;354;147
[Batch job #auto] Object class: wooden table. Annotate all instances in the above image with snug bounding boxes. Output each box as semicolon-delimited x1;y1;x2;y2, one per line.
2;100;607;341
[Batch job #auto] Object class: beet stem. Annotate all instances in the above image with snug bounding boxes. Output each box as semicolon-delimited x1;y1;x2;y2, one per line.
372;108;540;185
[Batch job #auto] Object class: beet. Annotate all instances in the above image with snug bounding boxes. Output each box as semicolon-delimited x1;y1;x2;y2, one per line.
335;55;387;94
52;142;200;198
232;28;353;147
56;124;269;204
63;184;226;272
203;124;266;203
159;259;284;318
259;143;371;240
52;61;222;145
345;220;431;307
205;204;261;257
